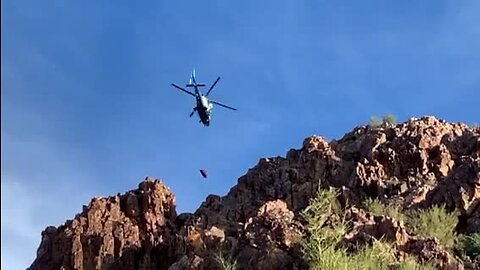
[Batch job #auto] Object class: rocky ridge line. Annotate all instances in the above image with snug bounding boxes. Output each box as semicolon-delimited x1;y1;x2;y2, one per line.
29;116;480;269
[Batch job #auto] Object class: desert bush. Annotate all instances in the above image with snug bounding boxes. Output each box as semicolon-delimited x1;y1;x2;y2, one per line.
369;114;397;127
392;256;437;270
363;197;385;215
406;204;458;249
382;114;397;126
214;252;237;270
300;189;432;269
363;197;405;222
369;116;383;127
353;239;395;269
300;188;347;257
457;232;480;260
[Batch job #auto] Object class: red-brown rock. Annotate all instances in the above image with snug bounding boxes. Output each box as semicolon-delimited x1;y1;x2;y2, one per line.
28;116;480;269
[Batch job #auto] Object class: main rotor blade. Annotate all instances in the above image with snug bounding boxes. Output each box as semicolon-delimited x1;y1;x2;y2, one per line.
189;107;196;117
210;100;237;111
206;77;220;97
171;83;196;97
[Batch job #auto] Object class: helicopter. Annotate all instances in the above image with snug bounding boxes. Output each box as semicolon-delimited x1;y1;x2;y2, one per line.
171;69;237;126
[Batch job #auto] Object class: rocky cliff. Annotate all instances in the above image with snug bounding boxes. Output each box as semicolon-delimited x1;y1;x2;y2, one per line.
28;116;480;270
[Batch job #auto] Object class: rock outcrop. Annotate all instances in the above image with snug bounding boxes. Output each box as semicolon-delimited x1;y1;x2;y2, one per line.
29;179;178;270
29;116;480;270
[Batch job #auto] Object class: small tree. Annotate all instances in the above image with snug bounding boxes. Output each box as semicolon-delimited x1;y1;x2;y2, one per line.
369;116;383;127
369;114;397;127
382;114;397;126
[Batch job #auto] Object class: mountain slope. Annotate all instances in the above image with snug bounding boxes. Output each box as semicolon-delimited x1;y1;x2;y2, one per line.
28;116;480;269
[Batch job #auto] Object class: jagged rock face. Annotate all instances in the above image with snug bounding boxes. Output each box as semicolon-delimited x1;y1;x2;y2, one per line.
236;200;304;270
180;116;479;269
29;178;178;270
29;116;480;270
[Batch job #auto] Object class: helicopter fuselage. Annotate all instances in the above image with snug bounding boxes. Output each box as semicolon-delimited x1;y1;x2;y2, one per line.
195;94;213;126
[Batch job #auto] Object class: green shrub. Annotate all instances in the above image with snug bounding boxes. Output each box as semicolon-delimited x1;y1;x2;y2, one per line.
369;116;383;127
363;197;385;215
392;256;437;270
353;240;395;269
300;189;431;269
458;232;480;259
369;114;397;127
382;114;397;126
214;252;237;270
300;188;349;269
300;188;346;253
363;197;405;222
406;205;458;249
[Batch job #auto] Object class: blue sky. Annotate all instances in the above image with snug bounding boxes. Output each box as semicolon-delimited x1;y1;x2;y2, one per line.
2;1;479;269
